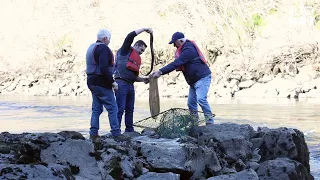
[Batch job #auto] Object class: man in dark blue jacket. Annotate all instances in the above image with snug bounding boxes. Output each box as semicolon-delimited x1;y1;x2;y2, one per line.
114;28;152;133
86;29;120;142
152;32;215;125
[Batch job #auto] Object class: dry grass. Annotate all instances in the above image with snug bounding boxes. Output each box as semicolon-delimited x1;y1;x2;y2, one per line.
0;0;319;75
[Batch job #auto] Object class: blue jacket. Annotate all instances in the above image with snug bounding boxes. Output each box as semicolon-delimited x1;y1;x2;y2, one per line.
160;40;211;85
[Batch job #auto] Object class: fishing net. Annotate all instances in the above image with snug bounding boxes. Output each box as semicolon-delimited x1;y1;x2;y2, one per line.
134;108;214;139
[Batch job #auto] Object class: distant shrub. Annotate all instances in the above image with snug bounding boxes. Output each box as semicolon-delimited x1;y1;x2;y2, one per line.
158;11;167;19
252;13;265;27
315;21;320;30
89;0;100;8
315;14;320;30
54;35;73;58
269;8;278;15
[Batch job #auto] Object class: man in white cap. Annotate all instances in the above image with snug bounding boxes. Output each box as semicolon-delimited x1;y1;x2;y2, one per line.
85;29;121;142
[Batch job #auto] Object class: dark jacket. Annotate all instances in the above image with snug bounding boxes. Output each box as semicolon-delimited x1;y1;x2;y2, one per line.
86;40;115;89
113;31;139;83
160;40;211;85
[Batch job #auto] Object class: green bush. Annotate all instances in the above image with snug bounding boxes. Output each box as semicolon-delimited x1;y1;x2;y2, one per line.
269;8;278;15
252;13;265;27
316;21;320;30
54;35;73;58
315;14;320;30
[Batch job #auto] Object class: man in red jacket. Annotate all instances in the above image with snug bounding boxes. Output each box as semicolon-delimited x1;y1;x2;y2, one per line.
152;32;215;125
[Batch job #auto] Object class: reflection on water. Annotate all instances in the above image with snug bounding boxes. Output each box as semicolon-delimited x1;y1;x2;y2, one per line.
0;95;319;178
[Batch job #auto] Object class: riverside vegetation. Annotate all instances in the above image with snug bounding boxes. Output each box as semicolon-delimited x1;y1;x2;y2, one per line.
0;0;320;98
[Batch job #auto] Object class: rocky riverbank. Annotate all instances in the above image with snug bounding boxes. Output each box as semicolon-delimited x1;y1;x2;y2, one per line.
0;123;315;179
0;50;319;100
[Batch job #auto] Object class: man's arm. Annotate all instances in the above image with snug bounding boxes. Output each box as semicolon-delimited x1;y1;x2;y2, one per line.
98;46;115;84
135;28;153;35
119;31;136;55
136;76;149;84
160;47;193;74
119;28;153;55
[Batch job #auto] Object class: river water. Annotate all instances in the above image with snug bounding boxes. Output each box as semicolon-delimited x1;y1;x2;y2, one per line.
0;95;319;178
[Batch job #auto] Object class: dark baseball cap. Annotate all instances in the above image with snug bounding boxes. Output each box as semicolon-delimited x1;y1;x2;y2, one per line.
168;32;184;44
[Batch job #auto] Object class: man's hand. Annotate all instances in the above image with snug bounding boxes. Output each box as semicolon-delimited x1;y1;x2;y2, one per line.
136;76;150;83
112;82;118;91
144;28;153;34
143;77;150;84
135;28;153;35
152;70;162;78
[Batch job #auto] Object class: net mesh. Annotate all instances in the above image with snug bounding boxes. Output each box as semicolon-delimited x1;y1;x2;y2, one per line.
134;108;211;139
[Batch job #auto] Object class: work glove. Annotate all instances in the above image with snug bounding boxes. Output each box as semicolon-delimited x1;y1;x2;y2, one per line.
112;82;118;91
152;70;162;78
